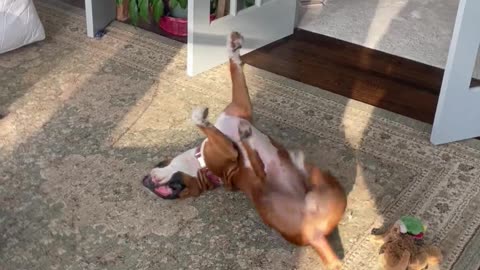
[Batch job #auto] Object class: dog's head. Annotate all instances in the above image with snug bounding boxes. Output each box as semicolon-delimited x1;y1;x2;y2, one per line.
142;157;223;200
142;160;189;200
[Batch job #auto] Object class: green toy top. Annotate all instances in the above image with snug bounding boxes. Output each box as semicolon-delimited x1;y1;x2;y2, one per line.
396;216;425;235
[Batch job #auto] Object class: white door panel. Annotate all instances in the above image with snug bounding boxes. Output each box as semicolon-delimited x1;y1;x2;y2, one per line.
187;0;296;76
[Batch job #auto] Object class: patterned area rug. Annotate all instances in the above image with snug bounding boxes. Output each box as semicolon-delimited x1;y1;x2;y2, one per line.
1;1;480;269
300;0;326;6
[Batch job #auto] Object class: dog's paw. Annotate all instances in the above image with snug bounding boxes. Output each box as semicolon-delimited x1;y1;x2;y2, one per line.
227;31;244;64
228;32;244;51
192;106;209;126
326;260;343;270
238;120;252;140
287;149;306;175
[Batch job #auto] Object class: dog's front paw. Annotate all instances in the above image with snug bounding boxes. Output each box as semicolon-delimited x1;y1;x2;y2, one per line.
227;31;244;64
192;106;209;126
287;149;305;174
326;260;343;270
238;120;252;140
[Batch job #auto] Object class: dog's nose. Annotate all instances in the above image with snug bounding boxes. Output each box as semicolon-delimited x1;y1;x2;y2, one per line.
142;175;155;189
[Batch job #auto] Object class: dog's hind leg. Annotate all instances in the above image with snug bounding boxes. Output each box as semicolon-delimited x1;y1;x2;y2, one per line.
224;32;253;122
302;167;346;269
307;231;342;270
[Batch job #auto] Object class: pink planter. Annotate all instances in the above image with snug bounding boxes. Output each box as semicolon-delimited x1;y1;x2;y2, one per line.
159;14;216;37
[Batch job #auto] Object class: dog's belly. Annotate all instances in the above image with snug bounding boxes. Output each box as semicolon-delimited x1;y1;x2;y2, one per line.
215;113;306;196
214;112;243;141
214;113;279;174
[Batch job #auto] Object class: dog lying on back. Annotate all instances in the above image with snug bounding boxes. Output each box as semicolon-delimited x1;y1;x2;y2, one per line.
142;32;347;269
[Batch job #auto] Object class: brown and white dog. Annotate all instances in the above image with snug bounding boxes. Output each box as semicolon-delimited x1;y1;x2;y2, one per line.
142;32;347;269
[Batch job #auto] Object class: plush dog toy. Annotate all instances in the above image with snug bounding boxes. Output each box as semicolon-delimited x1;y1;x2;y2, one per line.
371;216;443;270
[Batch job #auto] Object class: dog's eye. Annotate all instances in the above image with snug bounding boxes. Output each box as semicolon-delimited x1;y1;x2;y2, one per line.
155;160;171;168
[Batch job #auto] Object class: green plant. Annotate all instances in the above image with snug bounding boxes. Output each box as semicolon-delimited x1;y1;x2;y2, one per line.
169;0;188;11
245;0;254;7
120;0;164;26
117;0;217;26
167;0;216;17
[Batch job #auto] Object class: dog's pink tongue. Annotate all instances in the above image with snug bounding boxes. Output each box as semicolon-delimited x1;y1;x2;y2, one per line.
154;185;172;197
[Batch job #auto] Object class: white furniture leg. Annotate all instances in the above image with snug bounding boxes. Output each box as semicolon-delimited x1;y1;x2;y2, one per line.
85;0;116;38
430;0;480;145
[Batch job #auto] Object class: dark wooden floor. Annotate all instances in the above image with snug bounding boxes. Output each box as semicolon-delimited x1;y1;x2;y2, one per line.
124;18;187;43
244;30;440;124
244;30;480;124
61;0;480;124
61;0;84;9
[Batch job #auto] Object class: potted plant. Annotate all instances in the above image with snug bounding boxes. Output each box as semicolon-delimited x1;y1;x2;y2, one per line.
121;0;165;26
159;0;217;37
116;0;129;22
167;0;188;19
244;0;254;8
120;0;217;37
119;0;260;37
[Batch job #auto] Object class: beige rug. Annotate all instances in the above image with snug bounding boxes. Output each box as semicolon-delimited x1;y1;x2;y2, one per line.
1;1;480;269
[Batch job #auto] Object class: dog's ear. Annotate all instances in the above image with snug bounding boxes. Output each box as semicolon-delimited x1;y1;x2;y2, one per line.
178;171;219;199
155;159;172;168
178;174;203;198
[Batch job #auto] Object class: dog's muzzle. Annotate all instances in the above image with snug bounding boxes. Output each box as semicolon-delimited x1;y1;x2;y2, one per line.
142;171;185;200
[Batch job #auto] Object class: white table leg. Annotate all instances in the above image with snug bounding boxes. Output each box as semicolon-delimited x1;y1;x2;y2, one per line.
430;0;480;145
85;0;116;38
